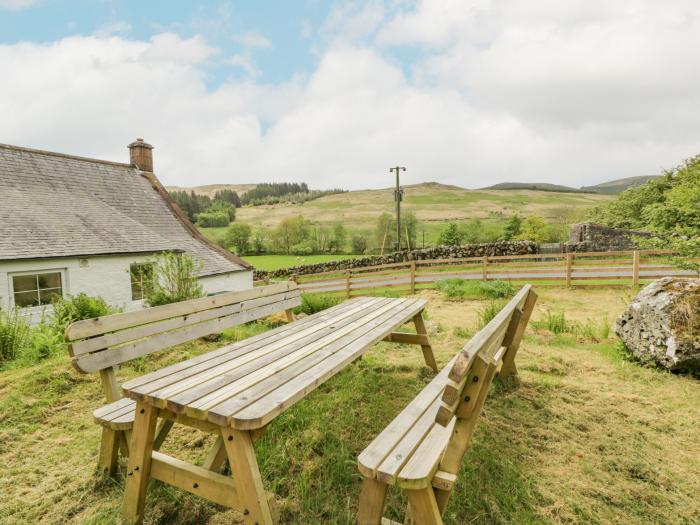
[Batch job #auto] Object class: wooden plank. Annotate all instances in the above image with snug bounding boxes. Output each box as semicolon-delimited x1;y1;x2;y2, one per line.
71;290;300;356
98;427;120;475
150;450;239;508
202;436;227;472
93;396;134;419
122;298;367;393
75;297;302;373
500;289;538;379
431;470;456;492
413;313;437;373
382;332;430;345
67;281;296;340
396;418;455;489
203;299;422;425
122;400;158;525
406;488;443;525
222;428;274;525
436;353;488;427
225;299;426;429
155;299;397;413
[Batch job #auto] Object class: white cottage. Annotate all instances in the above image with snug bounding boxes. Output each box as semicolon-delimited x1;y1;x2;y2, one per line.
0;139;253;322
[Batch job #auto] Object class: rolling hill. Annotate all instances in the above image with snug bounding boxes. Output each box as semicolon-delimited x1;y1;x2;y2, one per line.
580;175;660;194
165;183;257;197
483;175;660;195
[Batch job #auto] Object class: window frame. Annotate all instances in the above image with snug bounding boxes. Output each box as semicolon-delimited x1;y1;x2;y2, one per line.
130;263;154;301
9;269;66;309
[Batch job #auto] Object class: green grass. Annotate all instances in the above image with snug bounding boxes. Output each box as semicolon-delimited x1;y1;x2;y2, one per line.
243;254;361;271
1;288;698;524
436;279;516;300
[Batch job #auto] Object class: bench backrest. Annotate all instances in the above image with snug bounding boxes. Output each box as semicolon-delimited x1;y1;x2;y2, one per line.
429;284;537;511
65;282;301;380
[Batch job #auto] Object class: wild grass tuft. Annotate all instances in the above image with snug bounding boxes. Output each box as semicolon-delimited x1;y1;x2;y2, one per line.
436;279;515;300
0;306;32;364
478;300;508;328
294;293;343;315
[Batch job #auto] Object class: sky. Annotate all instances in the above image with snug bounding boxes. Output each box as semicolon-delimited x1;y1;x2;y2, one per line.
1;0;700;190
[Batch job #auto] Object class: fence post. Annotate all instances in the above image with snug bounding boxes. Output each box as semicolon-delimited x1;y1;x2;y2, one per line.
632;250;640;287
410;261;416;294
290;274;298;284
482;256;488;281
565;253;572;288
345;269;351;298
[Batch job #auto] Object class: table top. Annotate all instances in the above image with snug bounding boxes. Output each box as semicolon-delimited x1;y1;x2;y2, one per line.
122;296;427;430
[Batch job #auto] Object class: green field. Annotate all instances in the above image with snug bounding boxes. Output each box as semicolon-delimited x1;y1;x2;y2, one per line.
2;287;698;524
243;254;361;271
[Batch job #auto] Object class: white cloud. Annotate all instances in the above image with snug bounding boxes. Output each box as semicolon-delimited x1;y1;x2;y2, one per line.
2;2;700;190
0;0;38;10
237;31;272;49
93;21;132;38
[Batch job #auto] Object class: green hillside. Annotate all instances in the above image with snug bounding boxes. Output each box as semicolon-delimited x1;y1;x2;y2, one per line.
581;175;661;194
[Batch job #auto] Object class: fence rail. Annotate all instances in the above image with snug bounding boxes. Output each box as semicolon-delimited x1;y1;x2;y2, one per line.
270;250;695;296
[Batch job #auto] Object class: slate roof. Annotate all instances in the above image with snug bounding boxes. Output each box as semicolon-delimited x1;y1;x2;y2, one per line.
0;143;250;276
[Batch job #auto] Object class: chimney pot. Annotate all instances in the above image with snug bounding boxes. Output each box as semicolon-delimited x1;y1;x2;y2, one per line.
128;138;154;172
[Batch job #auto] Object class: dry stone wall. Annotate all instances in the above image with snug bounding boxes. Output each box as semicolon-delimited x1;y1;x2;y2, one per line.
565;222;652;252
253;241;538;280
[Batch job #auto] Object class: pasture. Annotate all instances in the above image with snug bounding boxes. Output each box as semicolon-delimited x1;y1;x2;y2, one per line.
1;286;698;524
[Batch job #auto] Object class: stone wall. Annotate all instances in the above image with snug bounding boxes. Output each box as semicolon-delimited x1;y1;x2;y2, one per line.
565;222;653;252
253;241;538;280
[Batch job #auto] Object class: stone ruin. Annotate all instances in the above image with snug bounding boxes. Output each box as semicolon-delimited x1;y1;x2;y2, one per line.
616;277;699;372
565;222;653;252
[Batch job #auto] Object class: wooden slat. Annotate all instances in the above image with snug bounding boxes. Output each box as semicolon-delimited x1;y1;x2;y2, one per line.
383;332;430;345
431;470;457;492
74;297;302;373
397;418;456;489
150;451;239;509
70;290;300;356
224;299;426;429
67;281;296;340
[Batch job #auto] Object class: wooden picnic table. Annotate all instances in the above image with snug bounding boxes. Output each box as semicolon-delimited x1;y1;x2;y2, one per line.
120;296;437;524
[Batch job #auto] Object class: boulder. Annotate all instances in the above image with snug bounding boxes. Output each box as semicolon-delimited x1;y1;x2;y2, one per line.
616;277;700;371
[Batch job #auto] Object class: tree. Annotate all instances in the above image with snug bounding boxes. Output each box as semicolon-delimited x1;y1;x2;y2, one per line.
195;211;230;227
331;223;347;253
503;215;522;240
207;200;236;222
311;224;332;253
145;253;204;307
374;211;420;252
438;223;463;246
351;235;368;254
252;228;267;254
224;223;252;254
213;188;241;208
515;216;550;243
271;216;311;254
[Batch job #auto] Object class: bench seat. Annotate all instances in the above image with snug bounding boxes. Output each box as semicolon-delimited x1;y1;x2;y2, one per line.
93;397;137;430
358;358;457;490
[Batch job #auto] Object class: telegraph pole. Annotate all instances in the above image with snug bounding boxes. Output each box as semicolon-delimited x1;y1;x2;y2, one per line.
390;166;406;251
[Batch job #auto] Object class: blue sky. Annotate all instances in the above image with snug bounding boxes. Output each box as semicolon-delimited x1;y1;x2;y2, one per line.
1;1;699;189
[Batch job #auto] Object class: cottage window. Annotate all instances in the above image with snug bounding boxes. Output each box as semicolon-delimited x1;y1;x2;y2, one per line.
12;272;63;307
130;263;154;301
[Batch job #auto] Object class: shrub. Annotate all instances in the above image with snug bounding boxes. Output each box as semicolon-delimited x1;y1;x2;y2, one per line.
351;235;368;254
0;307;32;364
145;253;205;307
195;211;231;227
27;320;65;361
51;293;115;332
223;223;252;254
436;279;515;300
294;293;342;315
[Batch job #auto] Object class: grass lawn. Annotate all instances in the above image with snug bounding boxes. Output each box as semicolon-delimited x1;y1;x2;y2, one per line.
243;254;361;271
1;287;698;524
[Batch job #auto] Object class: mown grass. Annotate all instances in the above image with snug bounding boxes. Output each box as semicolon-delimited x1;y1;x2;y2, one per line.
242;254;361;271
1;288;698;524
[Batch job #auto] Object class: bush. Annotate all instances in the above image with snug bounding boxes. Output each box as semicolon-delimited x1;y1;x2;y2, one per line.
294;293;343;315
0;307;32;364
27;320;65;361
351;235;368;254
52;293;115;332
223;223;252;254
195;211;231;227
145;253;205;307
436;279;515;300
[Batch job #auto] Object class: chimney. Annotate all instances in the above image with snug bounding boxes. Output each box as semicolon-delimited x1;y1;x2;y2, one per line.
128;138;154;172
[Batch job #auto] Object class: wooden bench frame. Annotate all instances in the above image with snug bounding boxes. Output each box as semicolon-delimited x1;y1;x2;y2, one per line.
357;285;538;525
65;281;301;476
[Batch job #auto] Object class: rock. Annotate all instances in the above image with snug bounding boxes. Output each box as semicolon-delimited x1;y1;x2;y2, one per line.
615;277;700;371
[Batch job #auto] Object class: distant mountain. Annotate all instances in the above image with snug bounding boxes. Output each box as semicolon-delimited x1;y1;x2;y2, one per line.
580;175;661;195
483;175;661;195
165;183;257;197
482;182;589;193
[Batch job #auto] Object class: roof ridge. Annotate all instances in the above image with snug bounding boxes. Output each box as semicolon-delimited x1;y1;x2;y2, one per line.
0;142;133;168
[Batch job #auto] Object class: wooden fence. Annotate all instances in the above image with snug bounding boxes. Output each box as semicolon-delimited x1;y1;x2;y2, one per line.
275;250;695;296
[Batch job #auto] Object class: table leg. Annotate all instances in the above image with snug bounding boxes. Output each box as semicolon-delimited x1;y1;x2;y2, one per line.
123;400;158;525
413;312;438;373
222;428;275;525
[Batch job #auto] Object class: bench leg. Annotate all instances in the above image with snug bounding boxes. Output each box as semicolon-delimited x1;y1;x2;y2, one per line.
98;427;120;476
413;313;438;373
285;309;296;323
358;477;388;525
222;428;275;525
406;488;443;525
152;419;174;451
202;435;227;472
123;401;158;525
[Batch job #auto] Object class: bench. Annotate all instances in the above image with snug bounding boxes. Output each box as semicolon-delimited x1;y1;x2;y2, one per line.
357;284;537;525
65;281;301;476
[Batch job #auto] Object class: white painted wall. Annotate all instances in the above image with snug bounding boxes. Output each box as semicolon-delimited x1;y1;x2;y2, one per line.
0;255;253;324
